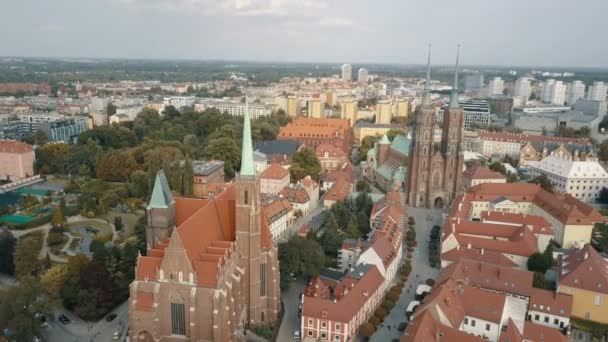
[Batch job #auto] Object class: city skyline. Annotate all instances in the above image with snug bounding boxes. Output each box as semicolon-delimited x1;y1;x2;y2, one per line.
2;0;608;67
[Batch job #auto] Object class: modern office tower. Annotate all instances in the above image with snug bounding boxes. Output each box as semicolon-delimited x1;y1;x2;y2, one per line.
307;98;323;118
567;80;586;105
514;77;532;99
340;98;357;125
588;81;607;101
287;95;300;117
358;68;369;83
394;99;410;119
341;64;352;82
375;100;392;124
541;79;556;103
550;81;567;105
487;77;505;95
464;72;484;92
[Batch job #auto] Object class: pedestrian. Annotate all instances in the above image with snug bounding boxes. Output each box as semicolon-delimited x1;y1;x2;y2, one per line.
388;325;392;331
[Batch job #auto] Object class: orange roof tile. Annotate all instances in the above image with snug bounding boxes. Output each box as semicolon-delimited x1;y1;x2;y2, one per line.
466;165;506;180
260;163;290;180
136;256;161;281
0;140;34;153
559;244;608;295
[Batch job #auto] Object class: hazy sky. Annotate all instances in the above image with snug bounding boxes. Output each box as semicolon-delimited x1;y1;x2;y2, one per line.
1;0;607;67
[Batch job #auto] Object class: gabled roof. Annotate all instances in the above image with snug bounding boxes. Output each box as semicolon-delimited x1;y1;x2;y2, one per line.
559;243;608;295
148;170;175;209
261;163;290;180
378;133;390;145
466;165;506;180
390;134;411;155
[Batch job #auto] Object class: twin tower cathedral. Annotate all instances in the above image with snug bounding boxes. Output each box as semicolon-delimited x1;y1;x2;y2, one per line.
407;45;466;208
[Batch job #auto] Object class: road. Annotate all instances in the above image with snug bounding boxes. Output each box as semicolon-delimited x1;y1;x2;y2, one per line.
275;202;325;245
276;279;306;342
42;301;129;342
370;206;444;342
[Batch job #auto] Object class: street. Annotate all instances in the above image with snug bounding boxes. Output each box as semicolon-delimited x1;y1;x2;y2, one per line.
275;201;325;245
369;206;443;342
276;279;306;342
41;301;128;342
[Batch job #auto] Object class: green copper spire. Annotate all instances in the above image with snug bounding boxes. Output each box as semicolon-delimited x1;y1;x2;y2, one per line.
148;169;174;209
378;133;390;145
422;44;432;106
449;44;461;108
240;97;255;176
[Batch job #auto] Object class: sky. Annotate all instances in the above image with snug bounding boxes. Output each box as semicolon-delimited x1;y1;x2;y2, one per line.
1;0;607;67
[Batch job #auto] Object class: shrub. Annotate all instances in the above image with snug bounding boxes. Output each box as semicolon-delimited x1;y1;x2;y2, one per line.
254;325;273;339
374;307;387;320
425;278;436;287
387;291;399;302
398;322;408;332
408;217;415;226
382;299;395;311
47;232;66;247
369;316;381;327
360;322;375;337
390;286;402;294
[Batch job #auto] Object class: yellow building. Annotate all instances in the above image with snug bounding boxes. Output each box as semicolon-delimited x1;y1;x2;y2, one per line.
558;244;608;324
341;99;358;126
394;98;410;118
308;98;323;118
375;100;392;124
353;122;401;146
287;96;300;117
326;90;335;107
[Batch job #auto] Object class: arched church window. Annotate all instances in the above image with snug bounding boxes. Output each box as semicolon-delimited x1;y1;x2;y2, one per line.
170;293;186;336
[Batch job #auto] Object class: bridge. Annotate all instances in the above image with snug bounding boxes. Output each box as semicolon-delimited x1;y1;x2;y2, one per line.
0;175;44;194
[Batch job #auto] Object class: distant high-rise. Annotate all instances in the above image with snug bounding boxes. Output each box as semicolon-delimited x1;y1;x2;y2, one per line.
375;100;392;124
341;64;352;82
287;95;300;117
340;98;357;126
567;80;586;105
550;81;567;105
464;72;484;92
307;98;323;118
541;79;556;103
358;68;369;83
514;77;532;100
487;77;505;96
394;99;410;119
588;81;607;101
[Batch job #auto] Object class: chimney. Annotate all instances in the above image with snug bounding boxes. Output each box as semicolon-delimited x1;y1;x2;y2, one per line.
467;243;472;249
481;248;484;255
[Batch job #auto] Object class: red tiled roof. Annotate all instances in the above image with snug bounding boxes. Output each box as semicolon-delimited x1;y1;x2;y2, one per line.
263;197;292;225
402;311;483;342
136;256;161;281
278;117;349;140
280;186;309;203
479;130;590;146
466;165;506;180
324;176;353;203
521;321;569;342
135;291;154;312
316;143;347;158
441;247;518;268
0;140;34;153
445;221;539;257
528;288;572;317
559;244;608;295
480;211;554;236
260;163;290;180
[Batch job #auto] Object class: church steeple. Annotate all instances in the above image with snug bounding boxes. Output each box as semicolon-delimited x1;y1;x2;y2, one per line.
422;44;432;106
449;44;461;108
240;97;255;176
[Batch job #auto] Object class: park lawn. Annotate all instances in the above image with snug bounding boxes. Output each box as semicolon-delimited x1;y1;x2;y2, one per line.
66;219;113;238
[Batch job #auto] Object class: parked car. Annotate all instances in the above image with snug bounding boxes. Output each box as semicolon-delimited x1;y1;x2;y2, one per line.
294;330;301;339
113;331;121;340
58;314;70;325
106;313;118;322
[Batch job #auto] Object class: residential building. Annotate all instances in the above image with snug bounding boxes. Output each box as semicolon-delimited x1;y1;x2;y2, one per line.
0;121;25;140
280;185;312;217
407;47;466;208
341;64;352;82
37;116;88;144
402;259;571;342
488;77;505;96
437;100;491;130
519;139;595;167
256;140;300;165
323;175;354;208
262;196;293;242
447;183;603;249
192;160;225;198
307;98;323;118
277;117;352;153
375;99;392;124
287;95;300;117
541;79;556;103
567;80;586;105
128;105;280;341
514;77;532;100
557;244;608;324
260;163;290;195
463;165;506;189
527;155;608;203
316;143;349;172
302;191;405;341
512;109;602;136
361;133;411;191
587;81;607;101
394;98;410;119
340;98;357;126
357;68;369;83
194;99;271;119
326;90;335;107
337;239;369;272
550;81;567;105
464;72;484;92
298;176;320;211
0;140;35;181
352;122;400;146
163;96;195;109
574;99;607;117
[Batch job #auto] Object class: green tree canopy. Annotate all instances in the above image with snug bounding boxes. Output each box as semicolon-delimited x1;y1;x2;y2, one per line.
290;147;321;182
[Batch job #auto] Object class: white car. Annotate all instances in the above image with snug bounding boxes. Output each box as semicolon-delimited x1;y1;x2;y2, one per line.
113;331;121;340
294;330;301;339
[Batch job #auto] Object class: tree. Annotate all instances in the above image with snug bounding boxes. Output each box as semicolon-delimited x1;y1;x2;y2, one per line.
14;235;43;279
345;217;361;239
106;103;117;115
0;229;16;275
527;252;552;273
320;212;344;257
356;211;371;236
183;134;200;158
96;151;140;182
290;147;321;182
359;135;380;162
53;207;64;227
359;322;375;338
532;272;551;289
204;137;241;178
489;161;507;175
356;180;370;192
387;129;405;141
35;143;71;174
41;264;70;298
528;174;554;193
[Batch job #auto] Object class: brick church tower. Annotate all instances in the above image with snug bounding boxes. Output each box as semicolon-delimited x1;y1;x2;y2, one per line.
407;45;465;208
